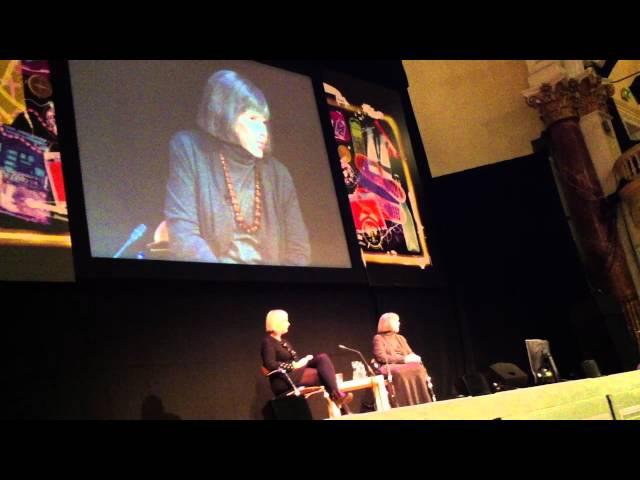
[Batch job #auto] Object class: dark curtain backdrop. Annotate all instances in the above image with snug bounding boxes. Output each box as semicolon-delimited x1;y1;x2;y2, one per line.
430;150;635;379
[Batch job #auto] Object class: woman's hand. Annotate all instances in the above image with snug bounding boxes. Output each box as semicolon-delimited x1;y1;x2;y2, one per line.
404;353;422;363
293;354;313;369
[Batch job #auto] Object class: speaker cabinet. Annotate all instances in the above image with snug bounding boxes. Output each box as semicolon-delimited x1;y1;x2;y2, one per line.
460;372;492;396
485;362;530;389
580;359;602;378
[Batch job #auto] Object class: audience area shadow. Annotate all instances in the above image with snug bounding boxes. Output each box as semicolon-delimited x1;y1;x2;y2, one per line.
141;395;181;420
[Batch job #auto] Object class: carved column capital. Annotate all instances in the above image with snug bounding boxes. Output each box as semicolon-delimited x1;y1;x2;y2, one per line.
524;71;615;128
524;79;580;127
576;73;615;117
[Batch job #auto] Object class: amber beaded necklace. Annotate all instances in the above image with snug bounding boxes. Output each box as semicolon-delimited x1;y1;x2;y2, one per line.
219;153;262;234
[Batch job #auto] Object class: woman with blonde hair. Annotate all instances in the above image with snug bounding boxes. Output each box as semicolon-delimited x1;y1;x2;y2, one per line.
260;309;353;409
373;312;433;407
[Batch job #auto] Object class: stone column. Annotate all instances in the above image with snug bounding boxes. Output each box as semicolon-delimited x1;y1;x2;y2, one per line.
524;71;640;352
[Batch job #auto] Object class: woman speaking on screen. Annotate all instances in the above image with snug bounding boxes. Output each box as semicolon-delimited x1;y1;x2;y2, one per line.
165;70;311;265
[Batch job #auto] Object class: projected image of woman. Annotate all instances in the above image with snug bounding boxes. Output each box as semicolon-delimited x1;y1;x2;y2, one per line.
165;70;311;265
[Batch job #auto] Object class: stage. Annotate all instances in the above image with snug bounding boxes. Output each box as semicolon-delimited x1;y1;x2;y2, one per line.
336;370;640;420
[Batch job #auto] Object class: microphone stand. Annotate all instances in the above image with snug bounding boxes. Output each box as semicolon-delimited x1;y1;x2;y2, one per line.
340;344;392;412
339;345;377;377
113;240;133;259
113;224;147;258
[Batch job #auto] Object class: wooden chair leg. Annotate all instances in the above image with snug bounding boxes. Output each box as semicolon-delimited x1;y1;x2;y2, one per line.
326;392;342;418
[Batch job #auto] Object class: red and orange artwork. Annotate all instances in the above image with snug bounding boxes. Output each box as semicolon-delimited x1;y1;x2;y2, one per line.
325;82;431;269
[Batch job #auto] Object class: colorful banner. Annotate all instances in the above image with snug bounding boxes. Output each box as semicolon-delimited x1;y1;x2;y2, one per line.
0;59;71;267
325;81;431;268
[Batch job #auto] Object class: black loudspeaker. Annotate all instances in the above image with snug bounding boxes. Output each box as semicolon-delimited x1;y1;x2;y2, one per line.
461;372;492;396
580;359;602;378
265;396;313;420
485;362;530;389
